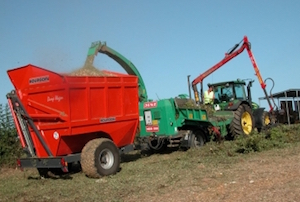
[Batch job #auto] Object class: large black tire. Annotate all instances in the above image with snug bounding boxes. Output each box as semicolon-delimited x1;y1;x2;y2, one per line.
81;138;120;178
230;104;254;137
262;111;271;126
257;111;272;132
190;130;205;148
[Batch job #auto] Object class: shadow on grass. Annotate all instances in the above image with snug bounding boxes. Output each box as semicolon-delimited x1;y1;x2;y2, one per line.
121;146;180;163
27;162;82;180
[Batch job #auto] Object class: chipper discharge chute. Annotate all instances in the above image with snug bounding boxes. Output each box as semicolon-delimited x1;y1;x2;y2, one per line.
7;63;139;178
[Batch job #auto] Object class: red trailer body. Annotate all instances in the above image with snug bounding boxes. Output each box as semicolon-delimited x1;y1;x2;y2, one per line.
7;64;139;158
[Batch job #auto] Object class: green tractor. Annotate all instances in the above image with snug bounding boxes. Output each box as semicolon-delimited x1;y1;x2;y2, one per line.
209;79;271;137
191;36;275;138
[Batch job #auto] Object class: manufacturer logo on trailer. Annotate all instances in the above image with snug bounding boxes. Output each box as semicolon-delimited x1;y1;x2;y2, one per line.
144;101;157;108
100;117;116;123
29;75;50;85
47;95;64;102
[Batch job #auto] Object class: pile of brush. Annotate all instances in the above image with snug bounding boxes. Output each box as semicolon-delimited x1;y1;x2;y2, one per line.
69;63;110;76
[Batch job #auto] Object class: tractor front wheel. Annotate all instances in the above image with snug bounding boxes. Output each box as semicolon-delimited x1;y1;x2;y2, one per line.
81;138;120;178
230;104;254;137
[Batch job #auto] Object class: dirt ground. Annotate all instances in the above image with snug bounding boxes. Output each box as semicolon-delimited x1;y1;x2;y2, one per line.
1;144;300;202
137;148;300;202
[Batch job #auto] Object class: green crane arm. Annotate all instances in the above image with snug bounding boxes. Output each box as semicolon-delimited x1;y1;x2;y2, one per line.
85;41;148;102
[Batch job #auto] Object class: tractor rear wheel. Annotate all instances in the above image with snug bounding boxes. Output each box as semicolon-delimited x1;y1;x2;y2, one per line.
81;138;120;178
230;104;254;137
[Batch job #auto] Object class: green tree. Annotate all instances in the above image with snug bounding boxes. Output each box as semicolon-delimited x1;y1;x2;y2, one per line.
0;103;22;167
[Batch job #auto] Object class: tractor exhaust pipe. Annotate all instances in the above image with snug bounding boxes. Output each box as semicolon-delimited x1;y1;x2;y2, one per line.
187;75;192;99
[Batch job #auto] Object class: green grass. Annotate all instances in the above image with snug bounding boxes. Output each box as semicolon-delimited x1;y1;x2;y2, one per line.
1;124;300;202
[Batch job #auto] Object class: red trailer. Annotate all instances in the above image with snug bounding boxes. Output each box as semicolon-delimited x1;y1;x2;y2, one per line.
7;64;139;177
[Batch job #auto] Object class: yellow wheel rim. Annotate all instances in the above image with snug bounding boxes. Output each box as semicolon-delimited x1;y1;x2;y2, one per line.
264;115;270;125
241;111;252;135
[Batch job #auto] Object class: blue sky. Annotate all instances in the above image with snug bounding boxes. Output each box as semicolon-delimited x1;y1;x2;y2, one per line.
1;1;299;110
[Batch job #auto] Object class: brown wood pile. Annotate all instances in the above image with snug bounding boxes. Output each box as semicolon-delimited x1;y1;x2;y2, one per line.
69;64;112;76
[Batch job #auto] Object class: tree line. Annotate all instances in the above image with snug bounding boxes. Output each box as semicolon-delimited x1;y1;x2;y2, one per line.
0;103;22;167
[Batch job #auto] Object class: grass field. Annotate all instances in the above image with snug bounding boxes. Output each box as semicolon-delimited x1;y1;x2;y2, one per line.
1;125;300;202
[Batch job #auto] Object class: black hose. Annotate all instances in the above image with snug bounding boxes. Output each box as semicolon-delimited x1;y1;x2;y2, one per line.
148;137;165;150
264;77;278;110
227;38;244;54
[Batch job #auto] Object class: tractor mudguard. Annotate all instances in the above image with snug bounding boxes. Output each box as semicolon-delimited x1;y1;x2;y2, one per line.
229;101;242;111
228;100;251;111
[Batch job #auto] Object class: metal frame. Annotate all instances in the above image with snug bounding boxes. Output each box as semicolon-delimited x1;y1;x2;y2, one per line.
18;153;81;169
259;89;300;125
7;91;53;157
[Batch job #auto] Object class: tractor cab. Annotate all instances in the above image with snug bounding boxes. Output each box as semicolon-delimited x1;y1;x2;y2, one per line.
208;79;269;133
209;79;249;111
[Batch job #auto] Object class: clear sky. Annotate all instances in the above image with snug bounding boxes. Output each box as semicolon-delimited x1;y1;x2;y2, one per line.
1;0;299;110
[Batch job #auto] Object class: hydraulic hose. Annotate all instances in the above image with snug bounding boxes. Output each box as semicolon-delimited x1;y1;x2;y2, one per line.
148;137;165;150
264;77;278;110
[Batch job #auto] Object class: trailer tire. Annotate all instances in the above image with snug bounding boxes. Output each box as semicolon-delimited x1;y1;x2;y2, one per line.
190;130;205;148
230;104;254;137
257;111;272;132
81;138;120;178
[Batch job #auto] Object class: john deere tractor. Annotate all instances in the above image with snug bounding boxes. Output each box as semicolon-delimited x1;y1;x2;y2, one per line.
209;79;271;136
191;36;275;138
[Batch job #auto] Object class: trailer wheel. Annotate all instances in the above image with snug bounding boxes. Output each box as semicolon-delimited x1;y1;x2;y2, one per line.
81;138;120;178
230;104;254;137
262;111;271;126
190;130;205;148
257;111;271;132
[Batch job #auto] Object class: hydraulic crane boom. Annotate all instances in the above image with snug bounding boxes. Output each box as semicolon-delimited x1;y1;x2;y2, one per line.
192;36;273;112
